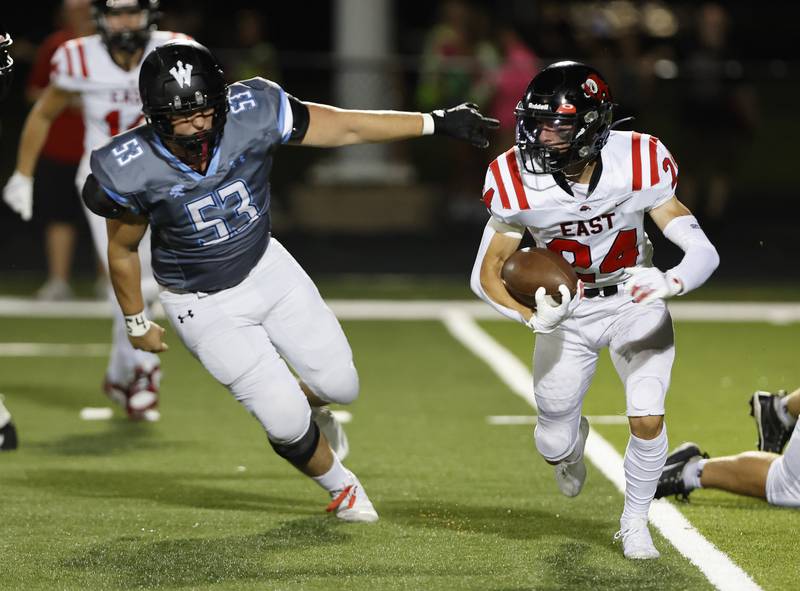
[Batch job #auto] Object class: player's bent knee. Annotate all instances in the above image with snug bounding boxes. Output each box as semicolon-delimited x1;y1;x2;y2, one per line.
534;418;576;462
269;420;320;469
628;415;664;439
308;363;359;405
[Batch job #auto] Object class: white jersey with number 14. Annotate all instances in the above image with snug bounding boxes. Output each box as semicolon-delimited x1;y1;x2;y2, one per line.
50;31;190;161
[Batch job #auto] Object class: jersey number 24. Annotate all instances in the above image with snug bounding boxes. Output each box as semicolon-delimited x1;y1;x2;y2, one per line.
547;229;638;283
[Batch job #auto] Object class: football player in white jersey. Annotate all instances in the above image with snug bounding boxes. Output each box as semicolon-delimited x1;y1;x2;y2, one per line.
1;28;20;452
657;388;800;508
2;0;188;420
470;61;720;559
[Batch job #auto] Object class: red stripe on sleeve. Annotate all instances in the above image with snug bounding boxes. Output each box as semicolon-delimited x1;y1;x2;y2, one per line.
76;39;89;78
505;149;530;210
648;135;659;186
482;187;495;208
631;132;642;191
489;160;511;209
65;45;74;77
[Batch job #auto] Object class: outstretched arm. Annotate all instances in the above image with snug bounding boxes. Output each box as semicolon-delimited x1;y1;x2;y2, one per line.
295;102;498;148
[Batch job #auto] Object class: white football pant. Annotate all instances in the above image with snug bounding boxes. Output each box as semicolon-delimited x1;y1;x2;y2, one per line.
533;293;674;462
158;239;359;444
76;159;160;383
766;421;800;507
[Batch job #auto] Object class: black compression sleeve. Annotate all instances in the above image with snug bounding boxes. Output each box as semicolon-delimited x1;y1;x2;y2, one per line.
287;94;310;142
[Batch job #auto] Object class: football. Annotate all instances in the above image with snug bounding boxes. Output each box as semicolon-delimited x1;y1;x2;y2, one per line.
501;247;579;308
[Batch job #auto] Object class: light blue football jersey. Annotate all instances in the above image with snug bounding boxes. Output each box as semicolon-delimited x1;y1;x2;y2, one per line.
90;77;293;292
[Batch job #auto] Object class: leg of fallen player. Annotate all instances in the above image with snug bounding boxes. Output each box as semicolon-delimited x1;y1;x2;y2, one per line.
699;452;775;498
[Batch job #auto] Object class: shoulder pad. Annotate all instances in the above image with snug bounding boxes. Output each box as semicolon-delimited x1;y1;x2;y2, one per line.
81;174;125;219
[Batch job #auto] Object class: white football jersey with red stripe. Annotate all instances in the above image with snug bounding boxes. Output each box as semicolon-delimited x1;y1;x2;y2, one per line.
483;130;678;288
50;31;190;158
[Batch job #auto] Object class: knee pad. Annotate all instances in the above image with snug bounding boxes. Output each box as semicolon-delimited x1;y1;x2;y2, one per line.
269;419;320;469
627;376;667;416
307;362;359;405
534;415;580;462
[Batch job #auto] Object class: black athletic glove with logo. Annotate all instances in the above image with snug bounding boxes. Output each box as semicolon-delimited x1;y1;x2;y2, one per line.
430;103;499;149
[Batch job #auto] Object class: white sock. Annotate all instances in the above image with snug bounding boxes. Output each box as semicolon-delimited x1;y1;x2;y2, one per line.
776;397;797;428
311;453;352;493
683;457;707;490
622;427;668;521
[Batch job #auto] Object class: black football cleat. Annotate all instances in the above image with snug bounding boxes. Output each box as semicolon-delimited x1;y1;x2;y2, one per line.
749;390;794;453
655;442;708;501
0;397;18;451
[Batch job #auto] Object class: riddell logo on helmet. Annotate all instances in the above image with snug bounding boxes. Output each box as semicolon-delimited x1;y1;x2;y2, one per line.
527;103;550;110
169;61;193;88
581;75;610;101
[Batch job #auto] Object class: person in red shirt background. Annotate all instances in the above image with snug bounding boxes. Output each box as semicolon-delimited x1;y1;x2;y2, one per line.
27;0;93;301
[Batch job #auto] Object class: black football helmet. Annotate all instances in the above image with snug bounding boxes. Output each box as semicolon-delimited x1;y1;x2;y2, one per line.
139;40;228;164
93;0;160;55
0;32;13;101
515;61;614;174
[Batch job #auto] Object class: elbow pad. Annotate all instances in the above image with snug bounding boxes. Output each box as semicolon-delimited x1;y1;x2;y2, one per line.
81;174;125;219
663;215;720;294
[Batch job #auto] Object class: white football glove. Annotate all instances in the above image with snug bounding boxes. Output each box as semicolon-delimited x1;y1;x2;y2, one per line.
3;172;34;222
622;266;682;304
526;283;582;334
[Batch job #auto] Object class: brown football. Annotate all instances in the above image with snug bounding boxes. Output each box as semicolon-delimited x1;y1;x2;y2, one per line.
501;247;579;309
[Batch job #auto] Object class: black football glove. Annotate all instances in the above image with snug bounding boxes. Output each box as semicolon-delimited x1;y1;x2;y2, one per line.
430;103;500;149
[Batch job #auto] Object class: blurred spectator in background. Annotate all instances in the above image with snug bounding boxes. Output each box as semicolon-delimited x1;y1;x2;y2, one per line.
488;23;539;152
27;0;93;300
227;8;279;84
415;0;499;224
677;2;758;224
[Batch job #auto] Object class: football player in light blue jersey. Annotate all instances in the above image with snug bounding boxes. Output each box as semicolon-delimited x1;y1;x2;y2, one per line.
83;39;499;520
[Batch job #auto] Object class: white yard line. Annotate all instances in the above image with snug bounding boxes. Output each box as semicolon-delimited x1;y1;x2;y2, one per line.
0;343;109;357
1;297;799;324
441;308;762;591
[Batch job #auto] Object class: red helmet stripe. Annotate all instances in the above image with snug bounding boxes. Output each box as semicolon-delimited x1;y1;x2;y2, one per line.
631;132;642;191
505;148;530;210
489;160;511;209
648;135;659;186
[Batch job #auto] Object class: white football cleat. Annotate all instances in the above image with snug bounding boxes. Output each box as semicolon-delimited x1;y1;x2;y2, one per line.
554;416;589;497
326;472;378;523
312;406;349;461
614;516;660;559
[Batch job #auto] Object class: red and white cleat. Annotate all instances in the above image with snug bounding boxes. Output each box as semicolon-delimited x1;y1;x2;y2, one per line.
325;472;378;523
103;365;161;421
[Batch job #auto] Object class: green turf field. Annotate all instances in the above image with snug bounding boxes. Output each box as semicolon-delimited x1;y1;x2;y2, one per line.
0;313;798;590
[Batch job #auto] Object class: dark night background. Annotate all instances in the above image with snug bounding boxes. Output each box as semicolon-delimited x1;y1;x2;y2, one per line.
1;1;797;292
